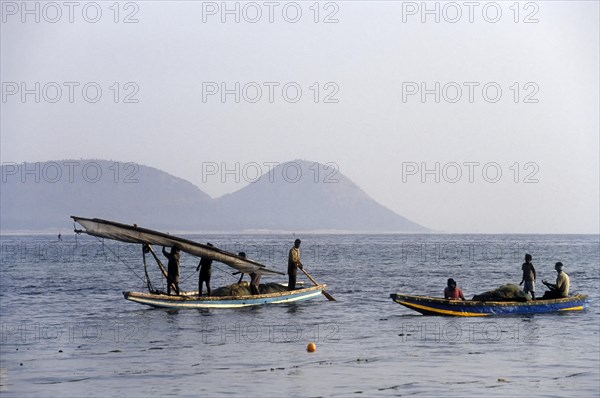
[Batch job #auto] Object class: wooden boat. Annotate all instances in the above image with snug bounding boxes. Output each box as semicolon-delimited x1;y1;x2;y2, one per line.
124;285;326;309
72;216;331;309
390;293;590;317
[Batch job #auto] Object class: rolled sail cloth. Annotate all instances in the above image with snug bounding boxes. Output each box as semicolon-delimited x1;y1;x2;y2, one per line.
71;216;284;276
472;284;531;302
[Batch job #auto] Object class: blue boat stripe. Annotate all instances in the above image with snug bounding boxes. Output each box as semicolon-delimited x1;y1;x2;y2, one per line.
391;294;590;316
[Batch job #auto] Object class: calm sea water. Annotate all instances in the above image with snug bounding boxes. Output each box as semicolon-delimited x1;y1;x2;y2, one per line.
1;234;598;397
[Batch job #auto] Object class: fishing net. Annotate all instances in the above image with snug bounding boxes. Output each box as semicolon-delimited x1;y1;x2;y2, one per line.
472;284;531;302
212;282;288;297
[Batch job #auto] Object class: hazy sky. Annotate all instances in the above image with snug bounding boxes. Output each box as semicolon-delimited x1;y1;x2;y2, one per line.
2;1;599;233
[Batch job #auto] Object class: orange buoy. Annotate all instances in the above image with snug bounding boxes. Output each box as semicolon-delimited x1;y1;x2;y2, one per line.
307;342;316;353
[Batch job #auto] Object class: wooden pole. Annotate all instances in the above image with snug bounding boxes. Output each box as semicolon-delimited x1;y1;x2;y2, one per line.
299;267;336;301
142;246;155;293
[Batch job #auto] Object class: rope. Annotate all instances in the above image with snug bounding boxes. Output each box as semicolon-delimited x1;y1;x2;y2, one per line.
179;256;240;283
91;237;239;289
180;269;197;284
93;236;147;284
214;263;240;279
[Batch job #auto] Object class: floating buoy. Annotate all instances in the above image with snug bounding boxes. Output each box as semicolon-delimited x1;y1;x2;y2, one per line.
307;342;316;353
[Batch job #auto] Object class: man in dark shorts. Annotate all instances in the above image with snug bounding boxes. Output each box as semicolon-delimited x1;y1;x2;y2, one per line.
162;246;180;295
288;239;303;290
196;242;214;296
519;253;536;300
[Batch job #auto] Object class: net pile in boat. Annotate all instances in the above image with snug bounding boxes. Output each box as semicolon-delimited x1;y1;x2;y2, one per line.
212;282;288;297
472;284;531;302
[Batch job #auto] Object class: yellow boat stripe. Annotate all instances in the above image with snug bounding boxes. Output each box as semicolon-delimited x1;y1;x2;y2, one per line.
558;306;584;311
398;301;490;317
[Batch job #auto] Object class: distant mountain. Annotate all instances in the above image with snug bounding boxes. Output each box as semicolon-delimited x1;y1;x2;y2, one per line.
0;160;213;231
217;160;427;232
0;159;428;232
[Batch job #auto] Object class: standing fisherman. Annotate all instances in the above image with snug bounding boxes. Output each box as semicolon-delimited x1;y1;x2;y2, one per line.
249;271;261;295
196;243;214;296
519;253;537;300
162;246;180;295
288;239;303;290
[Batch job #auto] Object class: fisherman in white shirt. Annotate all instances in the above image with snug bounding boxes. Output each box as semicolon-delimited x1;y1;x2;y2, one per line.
542;262;570;299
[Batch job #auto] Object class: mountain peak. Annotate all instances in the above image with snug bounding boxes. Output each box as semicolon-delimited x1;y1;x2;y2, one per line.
1;159;428;232
218;159;427;232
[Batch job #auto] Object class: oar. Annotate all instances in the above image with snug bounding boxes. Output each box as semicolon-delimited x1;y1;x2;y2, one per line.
299;267;336;301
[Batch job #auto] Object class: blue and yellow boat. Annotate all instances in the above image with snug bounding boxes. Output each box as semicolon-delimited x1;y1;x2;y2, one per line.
390;293;590;316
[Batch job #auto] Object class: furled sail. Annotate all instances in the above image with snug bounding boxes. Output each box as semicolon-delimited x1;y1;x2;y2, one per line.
72;216;284;276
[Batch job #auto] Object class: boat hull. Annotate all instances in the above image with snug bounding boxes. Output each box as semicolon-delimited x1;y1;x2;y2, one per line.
124;285;326;309
390;293;590;316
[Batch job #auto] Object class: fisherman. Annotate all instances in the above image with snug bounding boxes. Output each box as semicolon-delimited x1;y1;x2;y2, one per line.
196;243;214;296
249;271;261;295
519;253;537;300
444;278;465;300
542;262;570;299
288;239;303;291
58;233;62;241
162;246;180;295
